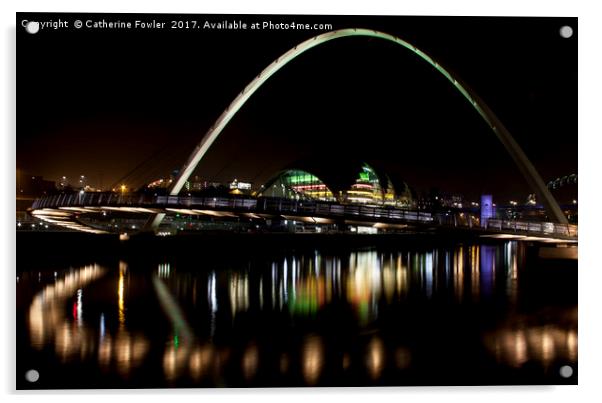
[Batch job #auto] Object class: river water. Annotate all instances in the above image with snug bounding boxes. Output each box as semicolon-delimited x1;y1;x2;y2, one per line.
16;239;577;388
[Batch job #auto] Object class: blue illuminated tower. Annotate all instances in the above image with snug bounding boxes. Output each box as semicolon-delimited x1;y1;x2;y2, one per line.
481;195;493;228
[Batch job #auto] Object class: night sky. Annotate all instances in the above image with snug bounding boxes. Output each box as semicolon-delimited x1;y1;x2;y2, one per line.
17;13;577;201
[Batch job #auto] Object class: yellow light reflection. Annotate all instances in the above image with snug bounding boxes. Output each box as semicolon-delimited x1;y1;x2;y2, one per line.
280;353;290;374
242;344;259;380
98;335;112;368
113;329;149;377
229;272;249;318
395;254;409;298
27;263;149;376
454;246;464;302
302;336;324;385
395;347;412;369
470;245;480;300
189;345;214;380
342;352;351;371
382;257;395;303
567;330;578;361
118;261;126;326
163;344;190;382
541;328;555;364
484;320;576;369
366;337;385;379
29;265;105;353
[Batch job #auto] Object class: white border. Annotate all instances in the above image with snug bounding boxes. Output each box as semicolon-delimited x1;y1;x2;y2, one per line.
3;1;601;402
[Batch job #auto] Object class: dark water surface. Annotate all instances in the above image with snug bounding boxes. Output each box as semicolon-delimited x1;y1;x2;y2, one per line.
16;239;577;388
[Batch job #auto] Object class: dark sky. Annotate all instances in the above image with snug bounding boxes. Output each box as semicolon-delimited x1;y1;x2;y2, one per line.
17;13;577;201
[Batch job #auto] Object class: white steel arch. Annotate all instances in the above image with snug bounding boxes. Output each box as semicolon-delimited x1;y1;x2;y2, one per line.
164;28;567;225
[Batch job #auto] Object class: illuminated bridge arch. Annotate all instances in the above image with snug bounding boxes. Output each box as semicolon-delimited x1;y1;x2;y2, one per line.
165;28;567;225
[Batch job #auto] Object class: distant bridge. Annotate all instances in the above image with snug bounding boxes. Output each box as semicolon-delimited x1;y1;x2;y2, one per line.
30;192;577;241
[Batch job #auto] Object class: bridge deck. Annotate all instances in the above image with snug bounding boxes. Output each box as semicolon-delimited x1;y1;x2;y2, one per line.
30;193;578;240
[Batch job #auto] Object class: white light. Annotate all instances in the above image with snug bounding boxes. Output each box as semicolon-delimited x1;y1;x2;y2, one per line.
559;25;573;39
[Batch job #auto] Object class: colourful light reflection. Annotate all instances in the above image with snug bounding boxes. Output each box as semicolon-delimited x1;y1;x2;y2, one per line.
29;265;105;351
480;245;496;298
347;251;381;324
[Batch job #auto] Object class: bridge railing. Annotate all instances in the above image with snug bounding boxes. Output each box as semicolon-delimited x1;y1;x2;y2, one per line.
256;198;434;223
30;193;577;239
486;219;577;238
32;193;435;223
32;192;157;209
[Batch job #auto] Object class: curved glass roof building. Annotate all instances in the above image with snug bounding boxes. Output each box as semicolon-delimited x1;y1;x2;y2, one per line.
259;163;413;207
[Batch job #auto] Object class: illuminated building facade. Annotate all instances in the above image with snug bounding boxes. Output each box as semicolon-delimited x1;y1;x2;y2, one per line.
260;170;336;201
229;179;253;195
480;194;494;227
260;164;413;207
345;165;385;204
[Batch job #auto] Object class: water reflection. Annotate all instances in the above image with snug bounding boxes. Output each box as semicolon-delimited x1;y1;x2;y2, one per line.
470;245;480;300
505;242;519;303
27;263;150;377
480;245;496;298
99;329;149;376
229;272;249;317
29;264;105;355
484;310;578;369
189;345;214;381
366;337;385;379
21;241;577;387
395;346;412;370
347;251;382;324
454;245;464;302
242;343;259;380
163;342;191;381
118;262;126;326
302;335;324;385
214;242;521;324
